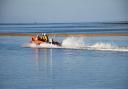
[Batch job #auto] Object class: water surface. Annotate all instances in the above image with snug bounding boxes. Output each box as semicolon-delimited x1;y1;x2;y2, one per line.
0;23;128;34
0;36;128;89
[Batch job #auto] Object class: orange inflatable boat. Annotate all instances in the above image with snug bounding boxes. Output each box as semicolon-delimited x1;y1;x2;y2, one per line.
30;35;61;46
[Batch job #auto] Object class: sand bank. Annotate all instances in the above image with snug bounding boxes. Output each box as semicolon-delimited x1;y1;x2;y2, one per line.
0;33;128;37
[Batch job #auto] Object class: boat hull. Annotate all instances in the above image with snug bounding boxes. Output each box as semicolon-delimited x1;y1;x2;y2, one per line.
31;36;61;46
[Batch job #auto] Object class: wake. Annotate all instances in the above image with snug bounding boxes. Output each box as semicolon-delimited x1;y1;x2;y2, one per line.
23;37;128;52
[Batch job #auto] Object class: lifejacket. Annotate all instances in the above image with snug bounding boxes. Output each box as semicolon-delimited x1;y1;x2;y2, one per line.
31;36;43;45
42;35;49;42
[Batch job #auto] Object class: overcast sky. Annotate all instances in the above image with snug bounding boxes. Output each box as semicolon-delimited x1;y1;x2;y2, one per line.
0;0;127;23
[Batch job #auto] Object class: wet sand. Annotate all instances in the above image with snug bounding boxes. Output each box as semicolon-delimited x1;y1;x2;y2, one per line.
0;33;128;37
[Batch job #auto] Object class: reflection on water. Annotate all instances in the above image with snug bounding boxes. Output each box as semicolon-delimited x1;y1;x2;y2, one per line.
29;48;128;89
33;48;51;66
32;48;53;82
34;48;50;66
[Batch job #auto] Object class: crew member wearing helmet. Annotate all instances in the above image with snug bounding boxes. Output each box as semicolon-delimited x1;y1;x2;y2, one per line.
36;34;41;40
41;33;49;42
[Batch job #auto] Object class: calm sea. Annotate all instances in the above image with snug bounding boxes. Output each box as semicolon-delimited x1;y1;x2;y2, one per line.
0;23;128;89
0;22;128;34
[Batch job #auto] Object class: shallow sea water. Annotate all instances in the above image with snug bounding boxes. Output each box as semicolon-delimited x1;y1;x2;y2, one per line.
0;36;128;89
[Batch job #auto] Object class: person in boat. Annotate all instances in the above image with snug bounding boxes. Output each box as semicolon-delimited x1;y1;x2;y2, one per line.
35;34;39;40
49;38;61;46
31;34;43;45
36;34;42;40
41;33;49;42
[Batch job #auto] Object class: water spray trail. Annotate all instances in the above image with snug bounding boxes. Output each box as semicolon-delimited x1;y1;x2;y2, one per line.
62;37;85;48
23;37;128;52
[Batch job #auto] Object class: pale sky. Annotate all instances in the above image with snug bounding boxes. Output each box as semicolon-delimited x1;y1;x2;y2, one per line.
0;0;127;23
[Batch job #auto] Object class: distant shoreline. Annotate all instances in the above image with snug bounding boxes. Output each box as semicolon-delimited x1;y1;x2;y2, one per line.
0;21;128;25
0;33;128;37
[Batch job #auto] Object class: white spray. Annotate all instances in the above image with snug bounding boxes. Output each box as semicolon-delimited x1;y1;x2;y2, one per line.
62;37;85;48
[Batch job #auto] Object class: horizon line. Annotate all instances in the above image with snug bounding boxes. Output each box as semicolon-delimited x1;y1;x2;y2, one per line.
0;21;128;25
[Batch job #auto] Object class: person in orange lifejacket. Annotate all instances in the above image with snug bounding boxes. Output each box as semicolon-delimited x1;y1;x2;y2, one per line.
31;34;43;45
31;34;40;41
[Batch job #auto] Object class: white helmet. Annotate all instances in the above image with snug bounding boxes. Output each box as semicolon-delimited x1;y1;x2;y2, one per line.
37;34;39;37
44;33;46;36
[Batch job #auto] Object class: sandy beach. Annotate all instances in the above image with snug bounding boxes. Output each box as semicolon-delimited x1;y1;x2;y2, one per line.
0;33;128;37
